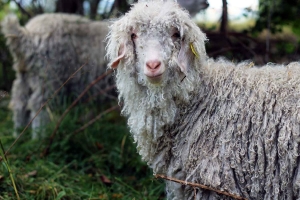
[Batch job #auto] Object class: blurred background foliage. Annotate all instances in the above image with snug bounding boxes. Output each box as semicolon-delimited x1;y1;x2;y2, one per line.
253;0;300;34
0;0;300;199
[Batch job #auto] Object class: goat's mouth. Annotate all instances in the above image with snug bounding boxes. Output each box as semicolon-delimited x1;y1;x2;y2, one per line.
146;73;163;84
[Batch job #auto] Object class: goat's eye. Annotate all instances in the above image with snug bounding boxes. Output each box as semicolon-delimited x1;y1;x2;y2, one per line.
172;32;181;39
131;33;137;40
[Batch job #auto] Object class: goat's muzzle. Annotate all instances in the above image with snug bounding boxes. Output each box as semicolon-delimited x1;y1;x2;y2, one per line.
144;59;164;84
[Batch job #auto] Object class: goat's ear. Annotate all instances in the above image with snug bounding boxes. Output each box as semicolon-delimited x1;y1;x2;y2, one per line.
177;39;197;75
109;43;126;69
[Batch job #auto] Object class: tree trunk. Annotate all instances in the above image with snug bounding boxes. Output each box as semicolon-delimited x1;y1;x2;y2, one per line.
90;0;101;19
113;0;131;16
220;0;228;34
55;0;84;15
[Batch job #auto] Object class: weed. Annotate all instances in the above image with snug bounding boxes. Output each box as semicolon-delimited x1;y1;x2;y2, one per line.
0;98;165;199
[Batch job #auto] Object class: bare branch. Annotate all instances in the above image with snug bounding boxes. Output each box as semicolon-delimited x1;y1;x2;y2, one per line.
42;69;114;157
84;84;116;103
4;63;87;157
71;105;119;135
155;174;247;200
11;0;32;18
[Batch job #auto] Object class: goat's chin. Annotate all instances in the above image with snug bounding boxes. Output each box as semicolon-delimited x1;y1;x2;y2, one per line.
146;74;163;84
115;65;199;165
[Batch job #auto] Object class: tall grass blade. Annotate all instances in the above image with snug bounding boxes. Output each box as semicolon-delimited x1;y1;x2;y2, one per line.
0;139;20;200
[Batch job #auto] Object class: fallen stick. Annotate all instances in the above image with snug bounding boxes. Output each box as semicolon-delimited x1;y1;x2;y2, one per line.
4;63;87;157
72;105;119;135
155;174;247;200
84;84;116;103
42;69;113;157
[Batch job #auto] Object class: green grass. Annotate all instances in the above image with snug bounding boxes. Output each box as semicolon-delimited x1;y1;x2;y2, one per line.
0;98;165;200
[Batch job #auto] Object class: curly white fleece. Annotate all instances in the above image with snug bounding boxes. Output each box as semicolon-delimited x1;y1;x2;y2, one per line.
107;0;300;199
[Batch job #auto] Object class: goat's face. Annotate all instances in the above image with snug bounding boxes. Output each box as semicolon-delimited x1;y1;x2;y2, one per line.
130;26;183;85
107;0;207;87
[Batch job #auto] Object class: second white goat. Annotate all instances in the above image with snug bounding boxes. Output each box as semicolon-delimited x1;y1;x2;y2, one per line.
2;13;110;139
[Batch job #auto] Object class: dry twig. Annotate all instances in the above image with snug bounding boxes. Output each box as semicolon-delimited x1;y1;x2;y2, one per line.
155;174;247;200
42;69;114;157
72;105;119;135
84;84;116;103
3;63;87;157
11;0;32;18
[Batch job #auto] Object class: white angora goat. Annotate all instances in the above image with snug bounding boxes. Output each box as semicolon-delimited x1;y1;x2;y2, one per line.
2;14;110;139
107;0;300;199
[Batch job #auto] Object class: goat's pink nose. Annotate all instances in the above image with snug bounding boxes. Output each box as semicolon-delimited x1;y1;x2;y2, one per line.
146;60;161;70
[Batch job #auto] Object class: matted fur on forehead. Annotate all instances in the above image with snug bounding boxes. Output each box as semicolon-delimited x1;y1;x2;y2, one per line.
127;1;186;26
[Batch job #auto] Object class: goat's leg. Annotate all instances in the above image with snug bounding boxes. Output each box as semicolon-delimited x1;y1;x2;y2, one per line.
27;75;50;139
9;73;31;138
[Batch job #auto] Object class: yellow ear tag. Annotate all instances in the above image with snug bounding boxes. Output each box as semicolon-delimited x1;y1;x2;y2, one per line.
190;43;199;59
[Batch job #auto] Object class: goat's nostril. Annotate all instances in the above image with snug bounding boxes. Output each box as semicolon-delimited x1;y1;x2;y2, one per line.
146;60;161;70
